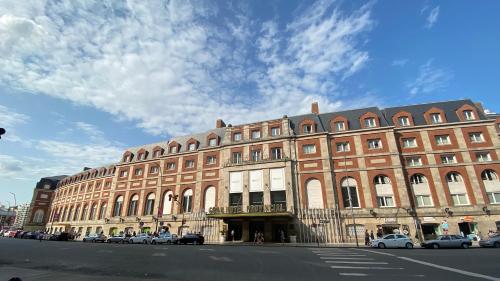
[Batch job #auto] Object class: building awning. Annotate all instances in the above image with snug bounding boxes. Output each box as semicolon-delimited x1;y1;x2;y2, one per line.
206;212;294;219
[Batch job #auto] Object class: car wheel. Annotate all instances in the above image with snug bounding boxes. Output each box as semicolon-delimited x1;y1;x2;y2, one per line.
494;242;500;248
152;240;156;245
143;240;147;244
83;239;86;243
167;240;171;245
432;243;439;249
405;242;413;249
378;243;386;249
461;243;469;249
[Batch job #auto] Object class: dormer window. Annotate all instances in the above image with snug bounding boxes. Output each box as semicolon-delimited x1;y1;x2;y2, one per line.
398;116;410;127
251;130;261;139
209;138;217;146
464;110;475;121
170;146;177;153
335;121;345;131
303;124;313;134
188;143;196;151
364;118;376;128
153;150;161;158
138;153;144;160
271;127;281;136
431;113;442;124
233;132;242;141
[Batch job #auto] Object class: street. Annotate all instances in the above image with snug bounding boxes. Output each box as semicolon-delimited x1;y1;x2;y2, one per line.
0;239;499;281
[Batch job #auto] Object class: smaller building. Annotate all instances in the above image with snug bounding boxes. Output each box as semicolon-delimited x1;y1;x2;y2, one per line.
12;203;31;229
0;205;16;230
24;175;66;231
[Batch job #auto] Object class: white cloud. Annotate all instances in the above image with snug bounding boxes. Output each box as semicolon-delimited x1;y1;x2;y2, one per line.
0;0;376;137
392;59;408;67
0;105;30;128
406;59;453;96
424;6;440;29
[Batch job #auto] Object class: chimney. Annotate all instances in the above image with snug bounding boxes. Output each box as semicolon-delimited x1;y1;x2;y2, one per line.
474;102;485;114
216;119;226;128
311;102;319;115
83;167;92;171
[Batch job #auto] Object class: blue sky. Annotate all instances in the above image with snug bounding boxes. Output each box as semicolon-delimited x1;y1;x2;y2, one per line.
1;0;500;204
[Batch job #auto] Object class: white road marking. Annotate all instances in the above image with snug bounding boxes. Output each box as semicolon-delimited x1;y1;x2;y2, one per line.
152;252;166;257
320;257;374;260
339;273;369;276
330;266;404;270
209;256;232;262
317;253;366;256
199;248;215;251
355;248;500;281
326;260;388;265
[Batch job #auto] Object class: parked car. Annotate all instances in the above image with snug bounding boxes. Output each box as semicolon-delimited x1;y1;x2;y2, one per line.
479;233;500;248
14;231;25;238
421;235;472;249
129;233;152;244
50;232;70;241
82;233;107;243
107;235;130;244
22;232;38;239
178;234;204;245
151;233;178;245
6;230;18;238
371;234;413;249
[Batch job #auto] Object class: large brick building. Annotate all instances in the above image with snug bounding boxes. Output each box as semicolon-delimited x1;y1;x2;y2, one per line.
46;99;500;243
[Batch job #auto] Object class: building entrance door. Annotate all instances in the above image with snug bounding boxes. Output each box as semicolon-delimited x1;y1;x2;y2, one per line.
227;221;243;241
249;221;264;242
272;223;288;242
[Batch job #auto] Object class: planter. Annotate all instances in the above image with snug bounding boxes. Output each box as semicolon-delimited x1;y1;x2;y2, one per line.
219;235;226;243
289;235;297;243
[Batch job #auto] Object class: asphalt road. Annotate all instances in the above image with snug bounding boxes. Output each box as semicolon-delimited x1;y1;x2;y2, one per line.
0;238;499;281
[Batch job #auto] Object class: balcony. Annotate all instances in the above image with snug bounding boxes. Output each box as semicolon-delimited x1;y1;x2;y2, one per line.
223;156;290;167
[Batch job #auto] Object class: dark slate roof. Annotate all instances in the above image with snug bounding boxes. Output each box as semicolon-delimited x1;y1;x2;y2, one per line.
382;99;487;126
36;175;67;190
288;113;326;134
318;107;387;132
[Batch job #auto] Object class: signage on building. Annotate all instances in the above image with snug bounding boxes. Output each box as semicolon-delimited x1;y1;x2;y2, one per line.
208;204;286;215
461;216;474;222
422;217;436;223
384;218;397;223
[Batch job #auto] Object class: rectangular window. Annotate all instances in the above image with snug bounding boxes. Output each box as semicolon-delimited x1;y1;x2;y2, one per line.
149;166;159;174
229;193;242;207
209;138;217;146
451;194;469;206
271;147;282;160
431;113;442;124
233;132;242;141
336;142;350;152
207;155;216;165
464;110;475;120
251;130;261;139
271;191;286;210
153;150;161;158
476;152;492;162
303;124;313;134
441;154;457;164
188;143;196;151
120;170;128;178
402;137;417;148
170;146;177;153
435;135;451;145
377;196;394;207
368;139;382;149
134;168;143;176
302;144;316;154
406;157;422;167
232;152;242;164
271;127;281;136
487;193;500;204
335;121;345;131
167;162;176;170
185;160;195;169
398;116;410;127
469;132;484;143
364;118;376;128
251;150;262;161
249;192;264;206
416;195;433;207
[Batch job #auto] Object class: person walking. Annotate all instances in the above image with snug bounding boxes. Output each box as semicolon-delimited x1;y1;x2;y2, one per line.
280;230;285;244
370;230;375;241
376;227;383;239
364;230;370;246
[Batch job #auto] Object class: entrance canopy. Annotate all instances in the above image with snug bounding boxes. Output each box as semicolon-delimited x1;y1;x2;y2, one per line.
207;211;294;219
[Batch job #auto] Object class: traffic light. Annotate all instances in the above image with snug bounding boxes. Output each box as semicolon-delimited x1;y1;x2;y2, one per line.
0;128;5;139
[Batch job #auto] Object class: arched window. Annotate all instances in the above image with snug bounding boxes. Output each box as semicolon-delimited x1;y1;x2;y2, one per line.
33;209;44;223
128;194;139;216
162;191;173;215
204;186;216;213
67;206;73;221
306;179;324;209
340;177;359;208
113;196;124;217
99;203;107;220
89;203;97;220
374;175;394;207
182;189;193;213
481;170;500;204
81;204;89;221
144;193;155;215
73;206;80;221
410;174;433;207
446;172;469;206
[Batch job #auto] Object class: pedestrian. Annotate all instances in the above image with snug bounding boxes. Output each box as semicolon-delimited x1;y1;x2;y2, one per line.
280;230;285;244
253;231;258;245
370;230;374;241
376;228;383;239
231;229;235;242
260;232;265;244
364;230;370;246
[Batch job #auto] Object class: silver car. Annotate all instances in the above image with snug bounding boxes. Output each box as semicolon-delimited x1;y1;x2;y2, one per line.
421;235;472;249
371;234;414;249
129;233;152;244
479;233;500;248
151;233;178;245
82;233;107;243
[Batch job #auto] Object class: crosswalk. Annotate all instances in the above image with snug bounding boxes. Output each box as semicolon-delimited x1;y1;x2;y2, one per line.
308;248;412;277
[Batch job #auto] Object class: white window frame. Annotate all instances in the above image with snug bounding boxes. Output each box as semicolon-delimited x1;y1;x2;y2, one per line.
435;135;451;145
451;194;469;206
364;118;376;128
368;139;382;149
150;166;159;174
476;152;492;162
185;160;195;169
233;132;242;141
209;138;217;147
469;132;484;143
303;144;316;154
377;196;395;207
431;113;442;124
232;152;242;164
402;137;417;148
167;162;176;170
303;124;313;134
134;168;143;176
271;147;282;159
464;110;475;121
271;127;281;136
335;121;345;131
188;143;196;151
406;157;422;167
120;170;128;178
398;116;410;127
336;142;350;152
416;195;433;207
251;150;262;161
207;155;216;165
170;146;177;153
441;154;457;164
251;130;261;139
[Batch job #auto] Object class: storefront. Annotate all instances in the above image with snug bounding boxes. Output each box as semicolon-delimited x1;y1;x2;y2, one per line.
420;217;440;240
458;216;478;239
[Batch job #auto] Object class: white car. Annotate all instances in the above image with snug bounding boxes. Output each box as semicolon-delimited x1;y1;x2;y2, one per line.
129;233;152;244
151;233;178;245
371;234;414;249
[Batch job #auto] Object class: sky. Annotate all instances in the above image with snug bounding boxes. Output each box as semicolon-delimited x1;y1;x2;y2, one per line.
1;0;500;205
